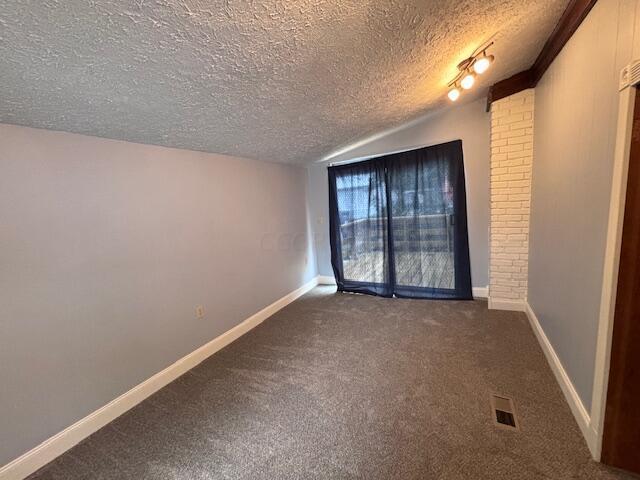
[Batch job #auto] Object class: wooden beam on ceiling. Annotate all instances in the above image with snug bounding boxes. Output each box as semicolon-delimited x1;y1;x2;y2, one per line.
486;70;535;108
486;0;598;110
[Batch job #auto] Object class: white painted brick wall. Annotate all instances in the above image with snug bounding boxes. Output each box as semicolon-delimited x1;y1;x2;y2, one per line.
489;89;534;308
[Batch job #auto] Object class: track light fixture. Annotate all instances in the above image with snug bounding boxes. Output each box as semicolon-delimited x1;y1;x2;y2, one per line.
447;42;494;101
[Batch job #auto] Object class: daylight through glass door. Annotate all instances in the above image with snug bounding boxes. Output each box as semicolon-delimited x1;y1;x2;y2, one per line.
328;140;472;300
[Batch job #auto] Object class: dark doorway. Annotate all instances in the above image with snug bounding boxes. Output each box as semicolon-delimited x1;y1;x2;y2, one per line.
601;87;640;475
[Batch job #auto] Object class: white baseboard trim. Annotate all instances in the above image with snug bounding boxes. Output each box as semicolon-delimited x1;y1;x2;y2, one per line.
524;302;597;457
472;286;488;299
0;277;320;480
488;297;525;311
317;275;337;285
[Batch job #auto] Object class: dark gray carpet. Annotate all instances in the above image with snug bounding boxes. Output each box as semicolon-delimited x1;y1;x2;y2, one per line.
28;287;635;479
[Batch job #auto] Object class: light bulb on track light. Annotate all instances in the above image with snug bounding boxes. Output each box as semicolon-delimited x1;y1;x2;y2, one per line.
448;87;460;101
460;72;475;90
473;54;494;74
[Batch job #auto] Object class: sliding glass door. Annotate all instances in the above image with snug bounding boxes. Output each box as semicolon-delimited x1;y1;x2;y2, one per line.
328;140;472;300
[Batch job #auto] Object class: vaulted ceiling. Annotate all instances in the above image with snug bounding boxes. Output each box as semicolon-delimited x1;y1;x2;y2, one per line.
0;0;568;164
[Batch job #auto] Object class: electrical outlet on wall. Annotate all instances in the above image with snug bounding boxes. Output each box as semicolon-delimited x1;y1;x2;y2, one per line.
195;305;205;319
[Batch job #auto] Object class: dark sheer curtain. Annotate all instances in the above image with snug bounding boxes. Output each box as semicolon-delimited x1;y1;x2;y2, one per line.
328;140;472;300
328;158;392;296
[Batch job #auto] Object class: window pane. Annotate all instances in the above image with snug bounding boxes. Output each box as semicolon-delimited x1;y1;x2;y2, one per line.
389;157;455;290
335;167;388;285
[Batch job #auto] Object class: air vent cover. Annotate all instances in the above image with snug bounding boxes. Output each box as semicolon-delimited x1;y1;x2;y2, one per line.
630;60;640;87
620;60;640;90
491;394;519;430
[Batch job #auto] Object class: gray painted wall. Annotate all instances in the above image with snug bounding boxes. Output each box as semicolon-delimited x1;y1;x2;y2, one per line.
528;0;639;411
308;98;490;289
0;124;316;466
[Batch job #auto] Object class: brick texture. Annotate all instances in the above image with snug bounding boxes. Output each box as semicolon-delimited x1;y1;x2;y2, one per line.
489;89;534;303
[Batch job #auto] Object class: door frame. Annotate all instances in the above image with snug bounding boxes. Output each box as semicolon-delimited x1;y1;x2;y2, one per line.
590;78;637;460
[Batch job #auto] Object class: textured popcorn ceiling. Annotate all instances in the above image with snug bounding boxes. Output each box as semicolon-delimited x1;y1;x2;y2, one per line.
0;0;569;164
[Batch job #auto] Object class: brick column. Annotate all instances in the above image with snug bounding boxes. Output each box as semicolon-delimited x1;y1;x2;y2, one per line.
488;89;534;310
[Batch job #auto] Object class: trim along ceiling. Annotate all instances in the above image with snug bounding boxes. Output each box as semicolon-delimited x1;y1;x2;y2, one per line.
0;0;569;164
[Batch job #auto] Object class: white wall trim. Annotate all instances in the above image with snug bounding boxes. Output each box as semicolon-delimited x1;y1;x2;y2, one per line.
590;84;636;461
488;297;525;311
317;275;337;285
472;286;488;299
0;277;321;480
524;302;597;457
